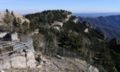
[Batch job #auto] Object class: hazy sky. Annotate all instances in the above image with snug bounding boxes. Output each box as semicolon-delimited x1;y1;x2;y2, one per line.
0;0;120;13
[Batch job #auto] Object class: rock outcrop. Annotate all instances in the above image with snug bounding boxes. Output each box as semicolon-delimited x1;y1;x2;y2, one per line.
26;10;119;72
0;10;100;72
0;10;119;72
0;9;30;33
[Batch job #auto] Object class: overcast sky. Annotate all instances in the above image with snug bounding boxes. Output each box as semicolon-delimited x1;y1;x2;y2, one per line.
0;0;120;14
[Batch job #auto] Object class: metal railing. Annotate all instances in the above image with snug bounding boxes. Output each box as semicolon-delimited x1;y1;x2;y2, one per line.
0;39;33;58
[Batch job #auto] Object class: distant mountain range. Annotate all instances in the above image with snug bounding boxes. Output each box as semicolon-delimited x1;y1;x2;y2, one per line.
74;13;120;17
77;14;120;40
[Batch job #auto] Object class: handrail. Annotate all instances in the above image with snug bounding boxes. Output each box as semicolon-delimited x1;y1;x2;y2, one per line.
0;39;33;58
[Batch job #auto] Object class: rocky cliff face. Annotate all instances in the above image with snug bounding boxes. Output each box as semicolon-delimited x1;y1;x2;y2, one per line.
0;10;30;34
0;10;119;72
26;10;120;72
0;10;100;72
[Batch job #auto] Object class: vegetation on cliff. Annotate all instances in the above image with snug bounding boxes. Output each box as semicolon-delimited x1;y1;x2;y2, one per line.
25;10;120;72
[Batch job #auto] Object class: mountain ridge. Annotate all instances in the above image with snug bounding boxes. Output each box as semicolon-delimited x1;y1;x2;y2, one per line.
74;13;120;17
25;10;120;72
0;10;120;72
78;14;120;40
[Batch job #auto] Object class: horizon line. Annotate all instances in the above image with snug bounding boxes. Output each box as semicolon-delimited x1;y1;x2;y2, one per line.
0;9;120;14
